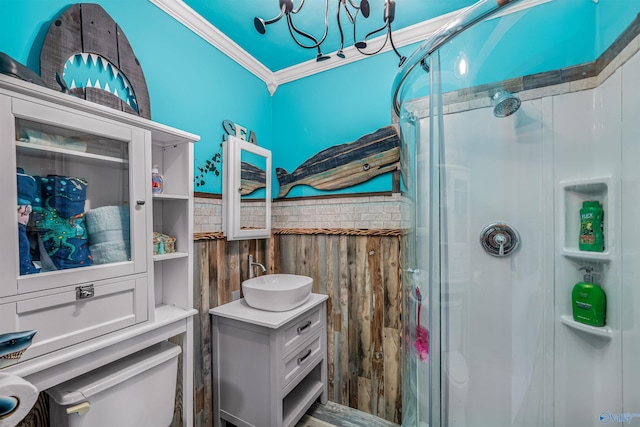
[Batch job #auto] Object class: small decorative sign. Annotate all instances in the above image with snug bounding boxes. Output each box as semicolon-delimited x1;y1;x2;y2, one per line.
222;120;258;145
195;120;259;189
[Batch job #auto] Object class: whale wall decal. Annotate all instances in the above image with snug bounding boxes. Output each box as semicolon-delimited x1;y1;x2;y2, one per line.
0;330;37;369
275;126;400;198
240;162;266;196
40;3;151;119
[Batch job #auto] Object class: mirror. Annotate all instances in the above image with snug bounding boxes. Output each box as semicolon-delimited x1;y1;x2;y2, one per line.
223;135;271;240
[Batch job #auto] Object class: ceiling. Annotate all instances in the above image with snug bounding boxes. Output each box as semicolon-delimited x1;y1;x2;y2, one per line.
181;0;474;72
149;0;550;92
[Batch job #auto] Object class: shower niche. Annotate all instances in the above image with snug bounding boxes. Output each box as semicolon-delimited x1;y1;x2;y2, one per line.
559;177;613;261
558;177;615;337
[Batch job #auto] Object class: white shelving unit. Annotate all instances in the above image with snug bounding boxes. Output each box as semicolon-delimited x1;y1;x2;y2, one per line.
0;74;198;426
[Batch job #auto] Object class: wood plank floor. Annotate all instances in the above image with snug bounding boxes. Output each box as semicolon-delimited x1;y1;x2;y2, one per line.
295;402;400;427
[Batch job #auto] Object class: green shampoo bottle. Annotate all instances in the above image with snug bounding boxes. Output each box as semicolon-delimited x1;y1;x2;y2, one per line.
579;200;604;252
572;267;606;327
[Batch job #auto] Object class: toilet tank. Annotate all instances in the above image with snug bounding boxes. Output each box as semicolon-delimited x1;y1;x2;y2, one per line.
47;341;181;427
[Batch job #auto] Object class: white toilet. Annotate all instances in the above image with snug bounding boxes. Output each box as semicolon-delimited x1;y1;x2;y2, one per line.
47;341;181;427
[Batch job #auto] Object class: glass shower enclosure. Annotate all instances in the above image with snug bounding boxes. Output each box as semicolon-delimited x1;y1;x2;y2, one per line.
393;0;640;425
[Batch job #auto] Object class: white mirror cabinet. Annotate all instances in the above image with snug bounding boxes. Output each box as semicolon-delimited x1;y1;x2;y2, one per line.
223;135;271;240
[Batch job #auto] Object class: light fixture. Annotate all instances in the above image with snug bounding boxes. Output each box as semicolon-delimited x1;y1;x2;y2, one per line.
254;0;406;66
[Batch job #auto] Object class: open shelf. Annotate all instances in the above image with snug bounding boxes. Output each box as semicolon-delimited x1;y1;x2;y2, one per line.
282;363;324;427
16;141;128;164
560;314;613;339
561;249;612;263
559;177;613;259
153;193;189;201
153;251;188;262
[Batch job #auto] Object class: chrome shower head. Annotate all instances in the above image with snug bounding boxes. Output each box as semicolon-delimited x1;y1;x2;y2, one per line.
492;90;521;118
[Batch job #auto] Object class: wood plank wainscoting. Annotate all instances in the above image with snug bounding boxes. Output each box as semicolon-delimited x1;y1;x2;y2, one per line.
193;228;403;426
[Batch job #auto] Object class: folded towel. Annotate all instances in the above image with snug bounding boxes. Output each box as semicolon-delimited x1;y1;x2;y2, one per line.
85;205;130;264
19;128;88;152
85;206;130;245
16;169;36;206
37;175;88;218
18;223;39;275
88;241;130;264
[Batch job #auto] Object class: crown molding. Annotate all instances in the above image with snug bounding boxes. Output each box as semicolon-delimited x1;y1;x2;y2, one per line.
148;0;276;90
151;0;550;95
272;7;469;88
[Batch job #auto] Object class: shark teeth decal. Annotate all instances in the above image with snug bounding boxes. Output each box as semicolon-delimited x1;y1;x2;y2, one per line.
62;53;139;113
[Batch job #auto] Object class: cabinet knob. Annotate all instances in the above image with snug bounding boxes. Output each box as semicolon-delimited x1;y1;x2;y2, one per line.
136;199;146;205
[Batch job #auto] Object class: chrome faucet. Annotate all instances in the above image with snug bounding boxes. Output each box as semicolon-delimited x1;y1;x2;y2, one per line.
249;254;266;279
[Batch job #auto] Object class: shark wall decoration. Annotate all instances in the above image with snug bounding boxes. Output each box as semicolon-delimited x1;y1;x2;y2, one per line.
40;3;151;119
276;126;400;198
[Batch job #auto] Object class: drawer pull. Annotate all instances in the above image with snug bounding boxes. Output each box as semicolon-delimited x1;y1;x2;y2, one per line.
75;284;95;300
297;349;312;365
297;320;312;334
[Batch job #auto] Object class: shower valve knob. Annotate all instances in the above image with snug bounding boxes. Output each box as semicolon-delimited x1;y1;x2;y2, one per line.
480;223;520;257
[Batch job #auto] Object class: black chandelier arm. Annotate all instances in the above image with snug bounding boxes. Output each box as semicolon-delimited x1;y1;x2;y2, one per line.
291;0;305;14
357;22;388;49
264;5;287;26
286;0;329;49
343;1;356;25
336;1;345;51
386;25;406;63
287;14;323;49
355;26;389;56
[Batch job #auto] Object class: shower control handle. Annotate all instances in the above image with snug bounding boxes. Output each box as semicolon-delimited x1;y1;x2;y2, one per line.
480;222;520;257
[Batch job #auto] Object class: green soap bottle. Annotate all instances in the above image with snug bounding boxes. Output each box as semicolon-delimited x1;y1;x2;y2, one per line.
579;200;604;252
572;267;606;327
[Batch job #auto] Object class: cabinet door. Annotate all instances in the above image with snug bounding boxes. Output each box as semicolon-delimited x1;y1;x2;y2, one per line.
1;96;150;296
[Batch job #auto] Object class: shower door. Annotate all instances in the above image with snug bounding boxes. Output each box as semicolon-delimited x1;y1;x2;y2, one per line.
401;65;553;427
396;1;640;426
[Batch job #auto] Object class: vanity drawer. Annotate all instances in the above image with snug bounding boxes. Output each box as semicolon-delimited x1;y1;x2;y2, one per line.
0;276;148;362
282;330;323;389
282;305;323;355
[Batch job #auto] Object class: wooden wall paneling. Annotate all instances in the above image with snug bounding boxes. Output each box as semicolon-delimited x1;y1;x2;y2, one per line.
222;240;239;305
347;235;359;411
355;236;372;414
209;240;219;310
239;239;250;283
384;327;401;423
383;237;402;423
193;241;208;425
368;237;385;418
337;235;350;407
169;333;185;427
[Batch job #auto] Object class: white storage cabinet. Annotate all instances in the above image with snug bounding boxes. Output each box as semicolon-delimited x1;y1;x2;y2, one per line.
0;74;198;426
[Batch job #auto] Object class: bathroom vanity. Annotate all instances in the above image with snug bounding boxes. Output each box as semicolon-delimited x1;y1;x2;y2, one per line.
211;294;328;427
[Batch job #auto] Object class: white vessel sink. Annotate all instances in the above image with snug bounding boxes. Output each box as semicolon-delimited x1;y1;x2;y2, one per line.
242;274;313;312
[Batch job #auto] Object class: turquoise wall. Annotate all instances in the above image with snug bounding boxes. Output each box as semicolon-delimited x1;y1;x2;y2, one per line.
270;47;416;198
0;0;273;195
2;0;638;198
